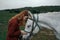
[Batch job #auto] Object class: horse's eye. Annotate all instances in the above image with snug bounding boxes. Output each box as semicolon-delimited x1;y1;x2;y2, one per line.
27;25;31;28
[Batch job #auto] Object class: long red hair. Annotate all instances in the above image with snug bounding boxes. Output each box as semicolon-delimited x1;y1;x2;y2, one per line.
9;10;28;26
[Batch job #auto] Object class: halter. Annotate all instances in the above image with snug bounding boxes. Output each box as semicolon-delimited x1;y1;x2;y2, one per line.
29;14;40;35
24;13;41;40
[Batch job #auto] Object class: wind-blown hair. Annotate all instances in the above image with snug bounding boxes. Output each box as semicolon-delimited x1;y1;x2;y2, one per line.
9;10;29;26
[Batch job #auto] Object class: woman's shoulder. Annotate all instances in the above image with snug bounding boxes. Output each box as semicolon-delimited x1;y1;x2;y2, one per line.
8;17;18;23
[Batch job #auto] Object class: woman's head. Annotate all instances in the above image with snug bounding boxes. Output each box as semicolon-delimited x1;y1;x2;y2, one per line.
9;10;32;26
18;10;33;26
18;10;29;26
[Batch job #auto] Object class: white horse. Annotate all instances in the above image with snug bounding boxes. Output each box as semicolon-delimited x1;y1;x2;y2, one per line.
23;11;60;40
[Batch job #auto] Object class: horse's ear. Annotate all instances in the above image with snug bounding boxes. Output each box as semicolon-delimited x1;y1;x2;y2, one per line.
28;11;33;19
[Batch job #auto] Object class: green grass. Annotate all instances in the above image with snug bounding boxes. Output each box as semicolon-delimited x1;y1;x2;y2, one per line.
0;11;17;40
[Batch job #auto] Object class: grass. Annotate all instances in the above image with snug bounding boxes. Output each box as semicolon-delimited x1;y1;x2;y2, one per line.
31;28;58;40
0;11;17;40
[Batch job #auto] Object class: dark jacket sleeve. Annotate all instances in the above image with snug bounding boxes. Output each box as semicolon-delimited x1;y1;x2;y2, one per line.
8;20;21;37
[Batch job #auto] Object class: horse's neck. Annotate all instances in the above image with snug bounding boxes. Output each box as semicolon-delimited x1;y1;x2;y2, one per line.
33;12;60;30
34;12;60;20
33;14;52;30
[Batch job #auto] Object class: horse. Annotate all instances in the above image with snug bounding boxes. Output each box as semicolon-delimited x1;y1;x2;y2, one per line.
22;11;60;40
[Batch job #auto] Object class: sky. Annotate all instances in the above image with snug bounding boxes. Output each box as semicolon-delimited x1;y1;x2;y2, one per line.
0;0;60;10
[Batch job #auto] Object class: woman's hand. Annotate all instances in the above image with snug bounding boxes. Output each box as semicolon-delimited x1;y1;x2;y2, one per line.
21;30;27;35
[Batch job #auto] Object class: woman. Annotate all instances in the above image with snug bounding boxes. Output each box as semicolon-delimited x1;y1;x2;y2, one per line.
6;10;31;40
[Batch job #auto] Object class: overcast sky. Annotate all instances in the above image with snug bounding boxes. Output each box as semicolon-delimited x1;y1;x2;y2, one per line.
0;0;60;10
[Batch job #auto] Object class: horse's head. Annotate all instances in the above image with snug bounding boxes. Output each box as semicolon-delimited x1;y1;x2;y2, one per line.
22;11;40;40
